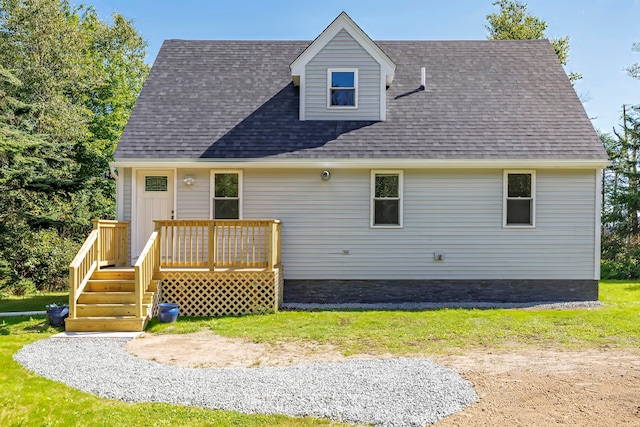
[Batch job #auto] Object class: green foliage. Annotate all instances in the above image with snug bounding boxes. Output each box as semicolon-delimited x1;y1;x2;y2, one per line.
601;106;640;279
627;42;639;79
485;0;581;82
10;279;36;297
0;0;149;294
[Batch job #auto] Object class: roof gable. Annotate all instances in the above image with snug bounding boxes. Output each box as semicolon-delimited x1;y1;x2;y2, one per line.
290;12;396;87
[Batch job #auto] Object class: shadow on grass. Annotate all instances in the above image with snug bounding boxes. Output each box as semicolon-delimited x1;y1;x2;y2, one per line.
0;315;61;336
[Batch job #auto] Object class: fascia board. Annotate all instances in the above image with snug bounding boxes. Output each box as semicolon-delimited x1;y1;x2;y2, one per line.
111;158;610;170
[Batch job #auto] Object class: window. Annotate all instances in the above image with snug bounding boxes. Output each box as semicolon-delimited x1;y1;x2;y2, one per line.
211;172;241;219
371;171;403;227
144;176;168;192
504;171;535;227
328;69;357;108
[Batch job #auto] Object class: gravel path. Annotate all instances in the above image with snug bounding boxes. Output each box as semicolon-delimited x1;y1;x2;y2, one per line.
15;337;477;426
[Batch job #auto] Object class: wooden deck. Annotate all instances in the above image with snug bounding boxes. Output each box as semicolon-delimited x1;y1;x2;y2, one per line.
66;220;283;332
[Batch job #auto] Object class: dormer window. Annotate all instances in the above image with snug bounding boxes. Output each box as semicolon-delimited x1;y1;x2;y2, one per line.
328;69;357;108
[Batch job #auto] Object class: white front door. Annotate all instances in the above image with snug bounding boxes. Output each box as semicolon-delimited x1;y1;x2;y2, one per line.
135;170;174;259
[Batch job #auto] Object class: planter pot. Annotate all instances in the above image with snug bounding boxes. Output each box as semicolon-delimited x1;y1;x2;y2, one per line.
47;306;69;327
158;303;179;323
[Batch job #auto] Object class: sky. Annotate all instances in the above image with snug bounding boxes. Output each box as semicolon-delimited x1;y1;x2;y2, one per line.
89;0;639;134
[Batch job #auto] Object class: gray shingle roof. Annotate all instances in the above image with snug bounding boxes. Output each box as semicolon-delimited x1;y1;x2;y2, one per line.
115;39;607;161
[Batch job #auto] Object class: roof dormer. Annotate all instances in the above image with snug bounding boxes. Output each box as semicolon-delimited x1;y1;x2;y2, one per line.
290;12;396;121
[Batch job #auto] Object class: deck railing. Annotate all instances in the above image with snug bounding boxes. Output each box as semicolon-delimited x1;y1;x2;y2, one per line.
68;220;130;319
93;220;129;267
153;219;282;269
134;229;160;318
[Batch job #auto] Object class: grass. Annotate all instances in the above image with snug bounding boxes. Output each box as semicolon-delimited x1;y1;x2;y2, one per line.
1;281;638;426
0;292;68;312
148;281;640;355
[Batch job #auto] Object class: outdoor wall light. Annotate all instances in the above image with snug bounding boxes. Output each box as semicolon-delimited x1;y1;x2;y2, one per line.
183;175;195;185
321;170;331;181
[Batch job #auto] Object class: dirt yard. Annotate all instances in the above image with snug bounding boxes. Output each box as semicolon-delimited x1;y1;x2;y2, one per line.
127;331;640;426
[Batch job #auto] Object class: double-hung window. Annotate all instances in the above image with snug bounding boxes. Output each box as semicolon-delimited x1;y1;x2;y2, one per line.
328;69;357;108
504;171;535;227
211;171;242;219
371;170;403;227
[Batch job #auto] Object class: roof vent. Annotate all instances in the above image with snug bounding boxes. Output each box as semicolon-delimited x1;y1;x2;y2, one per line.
419;67;426;91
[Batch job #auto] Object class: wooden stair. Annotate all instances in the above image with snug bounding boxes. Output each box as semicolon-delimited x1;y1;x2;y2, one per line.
66;269;157;332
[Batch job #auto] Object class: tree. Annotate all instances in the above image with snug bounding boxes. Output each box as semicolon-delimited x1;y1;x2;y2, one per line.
0;1;149;293
601;106;640;278
627;42;639;79
601;43;640;279
485;0;582;82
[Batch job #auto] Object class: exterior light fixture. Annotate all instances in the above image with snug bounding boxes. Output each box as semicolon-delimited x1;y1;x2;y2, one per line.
321;170;331;181
183;175;195;185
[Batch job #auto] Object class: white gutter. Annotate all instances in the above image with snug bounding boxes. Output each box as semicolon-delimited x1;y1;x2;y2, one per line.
111;158;610;170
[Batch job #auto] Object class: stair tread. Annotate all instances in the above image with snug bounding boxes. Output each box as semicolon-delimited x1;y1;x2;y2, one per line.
88;279;135;283
77;303;149;306
82;291;153;295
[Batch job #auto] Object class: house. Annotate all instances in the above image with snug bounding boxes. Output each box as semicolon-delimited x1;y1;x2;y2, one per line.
66;12;608;331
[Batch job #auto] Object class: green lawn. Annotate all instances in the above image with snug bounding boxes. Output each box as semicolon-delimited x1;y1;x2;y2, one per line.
0;292;68;312
1;281;638;426
149;281;640;354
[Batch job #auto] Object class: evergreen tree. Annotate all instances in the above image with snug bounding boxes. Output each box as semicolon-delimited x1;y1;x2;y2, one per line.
0;1;149;293
485;0;582;82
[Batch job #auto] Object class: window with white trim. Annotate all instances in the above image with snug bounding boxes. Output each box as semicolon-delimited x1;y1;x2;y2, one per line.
504;171;535;227
211;172;242;219
328;69;357;108
371;170;403;227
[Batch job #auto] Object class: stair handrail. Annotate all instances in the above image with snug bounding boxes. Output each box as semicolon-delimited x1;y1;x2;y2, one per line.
134;227;161;319
68;220;130;320
68;229;99;320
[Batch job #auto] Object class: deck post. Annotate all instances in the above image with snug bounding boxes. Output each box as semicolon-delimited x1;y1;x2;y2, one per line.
208;221;215;271
154;225;161;278
93;220;101;270
68;266;76;319
267;222;273;270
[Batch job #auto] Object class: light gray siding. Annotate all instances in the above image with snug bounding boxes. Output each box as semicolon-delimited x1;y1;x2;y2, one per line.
242;168;597;280
305;29;381;120
175;169;210;219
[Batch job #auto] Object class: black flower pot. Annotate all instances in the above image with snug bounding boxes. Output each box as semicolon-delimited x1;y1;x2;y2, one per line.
47;306;69;327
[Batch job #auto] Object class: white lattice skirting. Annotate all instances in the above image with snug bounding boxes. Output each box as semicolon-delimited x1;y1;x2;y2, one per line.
157;268;283;317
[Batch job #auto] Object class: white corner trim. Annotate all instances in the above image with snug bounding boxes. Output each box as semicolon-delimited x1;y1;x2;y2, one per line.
594;168;602;280
299;73;306;121
173;169;178;220
131;167;137;260
380;71;387;121
116;167;124;220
